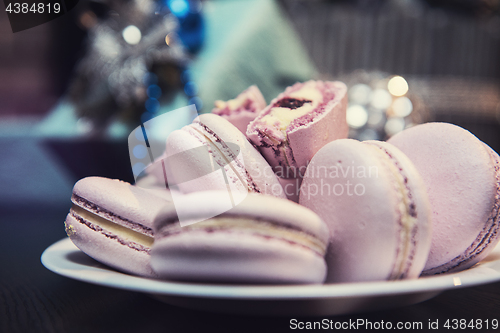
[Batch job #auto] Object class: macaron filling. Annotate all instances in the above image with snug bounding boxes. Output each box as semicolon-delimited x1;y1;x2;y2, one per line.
214;98;254;115
71;194;154;237
157;217;327;256
68;204;154;250
213;86;264;116
248;81;341;172
257;82;323;136
366;142;419;280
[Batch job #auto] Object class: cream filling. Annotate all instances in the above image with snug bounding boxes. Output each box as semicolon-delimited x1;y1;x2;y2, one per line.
214;87;261;110
215;93;247;110
162;217;327;255
367;145;417;279
259;83;322;132
71;205;154;247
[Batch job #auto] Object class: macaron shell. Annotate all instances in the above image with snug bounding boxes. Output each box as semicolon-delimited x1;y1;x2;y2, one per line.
151;231;326;284
388;123;500;273
72;177;170;232
299;139;407;282
364;140;432;278
65;214;157;278
221;112;259;134
167;114;285;198
287;81;348;174
278;177;302;203
165;128;249;195
140;187;174;202
152;191;329;284
154;191;329;244
134;174;173;201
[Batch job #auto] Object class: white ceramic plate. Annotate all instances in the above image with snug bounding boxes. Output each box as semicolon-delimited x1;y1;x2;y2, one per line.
42;238;500;316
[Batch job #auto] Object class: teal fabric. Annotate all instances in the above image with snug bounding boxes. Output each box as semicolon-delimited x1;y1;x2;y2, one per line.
192;0;317;112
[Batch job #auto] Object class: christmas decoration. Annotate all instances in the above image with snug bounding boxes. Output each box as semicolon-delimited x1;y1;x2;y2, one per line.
69;0;204;134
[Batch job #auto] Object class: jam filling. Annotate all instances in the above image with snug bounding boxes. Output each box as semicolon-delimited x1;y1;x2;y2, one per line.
273;98;311;109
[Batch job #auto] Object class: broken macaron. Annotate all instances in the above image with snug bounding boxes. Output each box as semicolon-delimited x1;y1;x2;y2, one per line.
247;80;348;179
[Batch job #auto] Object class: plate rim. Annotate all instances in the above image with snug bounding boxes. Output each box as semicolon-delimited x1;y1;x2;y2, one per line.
41;237;500;300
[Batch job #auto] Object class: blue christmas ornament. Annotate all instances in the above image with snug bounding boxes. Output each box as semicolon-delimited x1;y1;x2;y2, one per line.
166;0;204;53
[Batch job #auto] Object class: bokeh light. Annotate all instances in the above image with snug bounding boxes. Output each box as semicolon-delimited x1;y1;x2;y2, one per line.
132;162;146;176
184;81;198;96
370;89;392;109
141;112;155;123
165;32;176;46
145;98;160;113
384;117;405;136
168;0;189;17
387;76;409;97
358;128;379;141
392;97;413;117
122;25;142;45
346;105;369;129
147;85;162;99
349;84;372;105
133;145;148;159
367;109;385;127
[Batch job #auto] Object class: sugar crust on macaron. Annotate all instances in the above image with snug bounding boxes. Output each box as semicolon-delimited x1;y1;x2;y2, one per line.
299;139;432;283
388;122;500;275
151;191;329;284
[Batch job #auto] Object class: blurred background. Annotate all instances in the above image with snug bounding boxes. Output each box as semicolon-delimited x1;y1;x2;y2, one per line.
0;0;499;208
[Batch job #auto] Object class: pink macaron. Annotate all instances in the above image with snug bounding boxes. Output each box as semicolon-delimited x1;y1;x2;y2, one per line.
247;80;348;179
151;191;329;284
211;85;267;133
165;113;285;198
65;176;171;277
388;122;500;275
299;139;432;283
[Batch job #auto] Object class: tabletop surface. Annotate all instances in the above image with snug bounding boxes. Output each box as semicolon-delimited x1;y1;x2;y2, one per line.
1;203;500;333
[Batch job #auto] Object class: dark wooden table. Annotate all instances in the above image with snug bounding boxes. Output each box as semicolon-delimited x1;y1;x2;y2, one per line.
1;202;500;333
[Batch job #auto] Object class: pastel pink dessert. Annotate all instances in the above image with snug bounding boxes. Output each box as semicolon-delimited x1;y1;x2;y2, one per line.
247;80;348;179
299;139;432;283
165;113;285;198
388;123;500;275
212;85;267;133
151;191;329;284
65;176;171;277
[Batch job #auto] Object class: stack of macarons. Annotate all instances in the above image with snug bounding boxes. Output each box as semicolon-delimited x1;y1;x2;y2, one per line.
64;80;500;285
